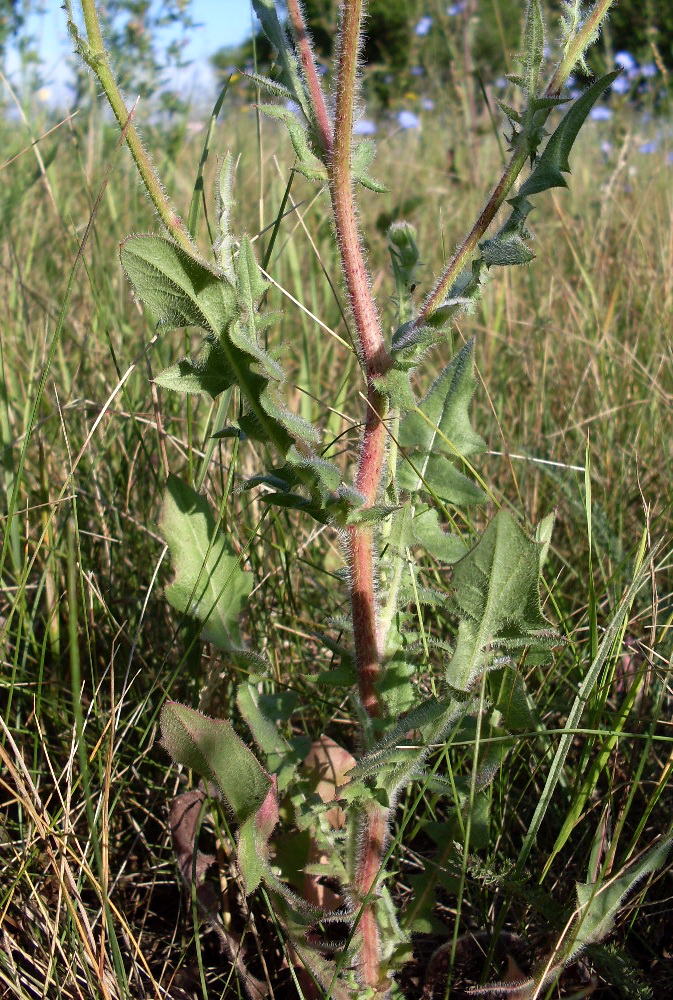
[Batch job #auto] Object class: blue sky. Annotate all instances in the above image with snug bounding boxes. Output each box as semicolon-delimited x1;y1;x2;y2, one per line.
19;0;255;103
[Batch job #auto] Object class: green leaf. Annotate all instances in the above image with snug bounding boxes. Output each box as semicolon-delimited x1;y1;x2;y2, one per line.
497;100;522;125
250;0;312;122
397;339;485;503
350;698;451;780
518;71;619;199
411;506;468;565
500;836;673;999
375;658;416;716
236;682;299;792
160;701;272;825
154;336;235;397
236;235;269;319
447;510;557;691
522;0;545;96
236;786;279;893
122;234;308;457
120;234;238;334
259;105;328;181
352;139;387;193
159;475;253;650
373;367;416;411
213;152;236;281
480;231;536;267
493;665;535;731
160;700;279;894
570;837;673;959
390;322;442;367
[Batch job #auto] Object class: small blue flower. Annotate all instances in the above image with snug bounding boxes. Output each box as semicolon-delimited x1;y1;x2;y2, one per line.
421;97;435;111
410;65;425;77
284;99;301;114
614;51;637;73
611;74;631;95
415;16;432;36
446;1;465;15
590;106;612;121
354;118;377;135
494;77;507;89
640;62;658;78
397;110;421;130
601;140;613;155
638;140;659;154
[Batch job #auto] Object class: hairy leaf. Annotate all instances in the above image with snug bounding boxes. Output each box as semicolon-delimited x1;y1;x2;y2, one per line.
161;702;279;894
161;702;271;824
259;104;328;181
213;152;236;281
570;837;673;960
122;234;314;457
250;0;312;122
447;510;556;691
411;506;469;564
154;336;235;396
352;139;387;192
160;475;253;650
120;234;238;333
397;339;485;503
522;0;545;96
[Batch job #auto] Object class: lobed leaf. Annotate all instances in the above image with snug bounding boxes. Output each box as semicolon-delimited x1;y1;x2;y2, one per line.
517;71;620;199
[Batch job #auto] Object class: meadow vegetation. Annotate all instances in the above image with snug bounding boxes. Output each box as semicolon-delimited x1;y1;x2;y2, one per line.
0;2;672;997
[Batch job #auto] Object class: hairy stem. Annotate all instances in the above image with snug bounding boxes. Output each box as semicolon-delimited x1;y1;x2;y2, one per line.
353;803;391;994
286;0;333;154
329;0;391;722
547;0;617;96
71;0;194;254
415;144;529;324
327;0;393;990
415;0;617;325
330;0;390;377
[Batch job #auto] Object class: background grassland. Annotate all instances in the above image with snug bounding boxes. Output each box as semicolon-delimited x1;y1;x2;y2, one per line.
0;88;672;998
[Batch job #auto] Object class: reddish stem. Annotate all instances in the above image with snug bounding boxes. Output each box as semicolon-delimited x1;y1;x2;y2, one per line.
354;803;390;993
326;2;392;991
285;0;333;155
328;0;390;717
330;0;390;378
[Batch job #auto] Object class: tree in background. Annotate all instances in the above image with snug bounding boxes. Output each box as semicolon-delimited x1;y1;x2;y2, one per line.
594;0;672;68
0;0;42;97
211;0;671;110
0;0;27;59
96;0;196;101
